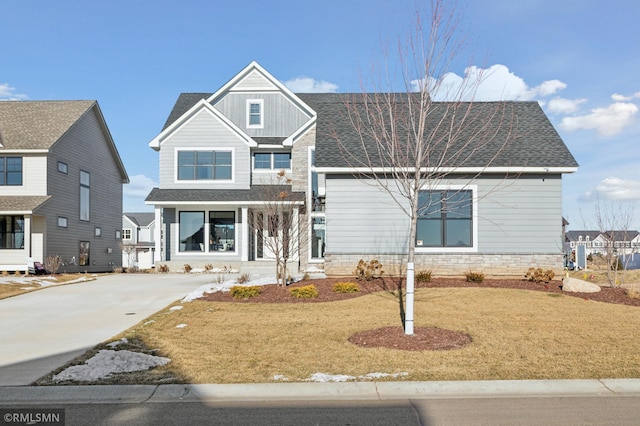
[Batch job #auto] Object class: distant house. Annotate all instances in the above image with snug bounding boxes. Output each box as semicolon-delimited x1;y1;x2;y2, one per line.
566;230;640;257
146;61;578;275
0;101;129;272
122;212;156;270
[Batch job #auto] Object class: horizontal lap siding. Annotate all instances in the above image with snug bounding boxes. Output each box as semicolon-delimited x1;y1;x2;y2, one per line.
159;109;250;189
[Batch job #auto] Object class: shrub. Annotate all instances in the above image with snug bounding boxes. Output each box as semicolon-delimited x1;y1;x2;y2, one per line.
289;284;318;298
236;273;250;284
45;255;62;275
1;271;9;277
333;282;360;293
465;270;484;283
158;264;170;273
230;286;261;299
525;267;555;283
301;272;311;281
415;270;432;283
204;263;213;272
353;259;384;281
183;264;192;273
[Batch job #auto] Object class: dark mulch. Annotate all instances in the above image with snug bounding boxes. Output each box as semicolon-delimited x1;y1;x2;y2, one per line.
200;276;639;352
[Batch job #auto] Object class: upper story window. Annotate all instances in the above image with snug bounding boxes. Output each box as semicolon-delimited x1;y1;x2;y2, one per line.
0;157;22;186
58;161;68;174
80;170;90;221
122;229;132;240
247;99;264;128
416;190;473;248
253;152;291;170
177;150;232;181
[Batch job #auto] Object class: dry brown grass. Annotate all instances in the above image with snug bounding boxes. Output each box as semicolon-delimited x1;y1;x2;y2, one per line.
113;287;640;384
0;274;94;300
569;268;640;286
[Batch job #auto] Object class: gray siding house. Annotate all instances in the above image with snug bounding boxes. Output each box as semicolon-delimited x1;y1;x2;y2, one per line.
122;212;156;270
0;101;129;272
146;62;578;275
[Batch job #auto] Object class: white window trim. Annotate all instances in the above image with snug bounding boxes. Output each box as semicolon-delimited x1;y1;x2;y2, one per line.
174;147;235;183
122;228;132;240
415;184;478;253
308;146;325;263
175;208;239;256
252;152;292;171
246;99;264;129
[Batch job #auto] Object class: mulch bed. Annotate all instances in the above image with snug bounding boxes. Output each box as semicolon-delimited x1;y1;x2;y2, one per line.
200;277;639;351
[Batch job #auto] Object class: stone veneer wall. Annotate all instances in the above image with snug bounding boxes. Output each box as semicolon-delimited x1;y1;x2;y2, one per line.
324;253;564;277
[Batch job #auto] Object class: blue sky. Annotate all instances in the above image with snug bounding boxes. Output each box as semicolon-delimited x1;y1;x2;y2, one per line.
2;0;639;230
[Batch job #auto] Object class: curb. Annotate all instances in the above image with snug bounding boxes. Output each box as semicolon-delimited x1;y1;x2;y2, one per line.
1;380;639;404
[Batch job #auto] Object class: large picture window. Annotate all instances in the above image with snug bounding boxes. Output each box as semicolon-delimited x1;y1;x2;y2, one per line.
0;157;23;186
209;211;235;252
416;190;472;248
177;151;232;180
0;216;24;249
179;211;205;252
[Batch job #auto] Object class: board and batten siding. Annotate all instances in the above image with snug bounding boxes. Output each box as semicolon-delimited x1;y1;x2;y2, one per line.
158;108;251;189
38;106;124;272
325;174;564;255
214;93;312;138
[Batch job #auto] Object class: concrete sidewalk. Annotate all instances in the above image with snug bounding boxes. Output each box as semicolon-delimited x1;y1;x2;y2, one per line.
0;273;214;386
1;379;640;404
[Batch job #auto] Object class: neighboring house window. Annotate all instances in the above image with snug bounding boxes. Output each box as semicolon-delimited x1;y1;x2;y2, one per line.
253;152;291;170
179;211;205;252
311;217;325;259
247;99;263;128
80;170;90;221
416;190;473;247
58;161;68;174
122;229;132;240
79;241;90;266
115;230;121;239
0;157;23;186
177;151;232;180
58;217;68;228
209;211;235;252
0;216;24;249
95;227;101;237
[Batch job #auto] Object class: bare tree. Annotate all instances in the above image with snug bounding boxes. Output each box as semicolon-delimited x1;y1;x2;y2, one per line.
335;0;517;334
592;198;638;287
250;170;307;287
120;242;138;272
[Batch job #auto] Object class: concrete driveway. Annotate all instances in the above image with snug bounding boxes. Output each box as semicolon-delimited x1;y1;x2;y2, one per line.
0;273;215;386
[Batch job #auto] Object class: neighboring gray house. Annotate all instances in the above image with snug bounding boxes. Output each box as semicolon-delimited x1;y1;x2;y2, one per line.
0;101;129;272
146;61;578;275
122;212;156;270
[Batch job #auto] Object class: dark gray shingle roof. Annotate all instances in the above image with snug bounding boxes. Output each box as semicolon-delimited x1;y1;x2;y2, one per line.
162;93;212;131
123;212;155;227
145;185;305;203
298;93;579;169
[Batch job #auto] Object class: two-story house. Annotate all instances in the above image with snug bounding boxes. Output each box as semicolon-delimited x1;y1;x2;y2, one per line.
146;61;578;276
122;212;156;270
0;101;129;273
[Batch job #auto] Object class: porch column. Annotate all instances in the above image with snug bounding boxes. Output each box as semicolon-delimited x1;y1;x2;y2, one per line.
154;207;162;263
241;207;249;261
24;215;31;261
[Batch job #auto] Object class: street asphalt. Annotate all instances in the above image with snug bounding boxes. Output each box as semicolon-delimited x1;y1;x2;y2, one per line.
1;273;639;406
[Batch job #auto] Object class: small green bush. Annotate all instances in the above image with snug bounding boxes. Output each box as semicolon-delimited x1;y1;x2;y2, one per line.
332;282;360;293
465;270;485;283
525;267;555;283
289;284;319;298
415;270;432;283
230;286;261;299
353;259;384;280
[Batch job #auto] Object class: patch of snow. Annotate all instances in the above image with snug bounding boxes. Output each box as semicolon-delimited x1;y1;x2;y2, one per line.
176;323;187;328
52;349;170;382
304;372;409;382
169;305;183;311
305;266;325;273
181;276;278;302
106;338;129;348
273;374;289;381
143;320;156;326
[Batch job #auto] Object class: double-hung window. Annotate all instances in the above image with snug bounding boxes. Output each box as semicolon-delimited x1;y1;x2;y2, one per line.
0;157;22;186
247;99;263;128
177;150;232;181
416;190;473;248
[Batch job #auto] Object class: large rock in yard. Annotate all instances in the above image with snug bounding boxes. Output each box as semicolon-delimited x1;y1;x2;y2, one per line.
562;277;601;293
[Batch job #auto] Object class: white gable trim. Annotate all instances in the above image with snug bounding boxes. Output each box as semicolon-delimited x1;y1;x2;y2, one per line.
148;99;256;150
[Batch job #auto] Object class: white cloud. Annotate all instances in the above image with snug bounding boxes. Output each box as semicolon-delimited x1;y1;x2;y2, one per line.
124;174;157;198
547;97;587;114
559;102;638;137
583;177;640;201
0;83;28;100
283;77;338;93
418;64;567;102
612;92;640;102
